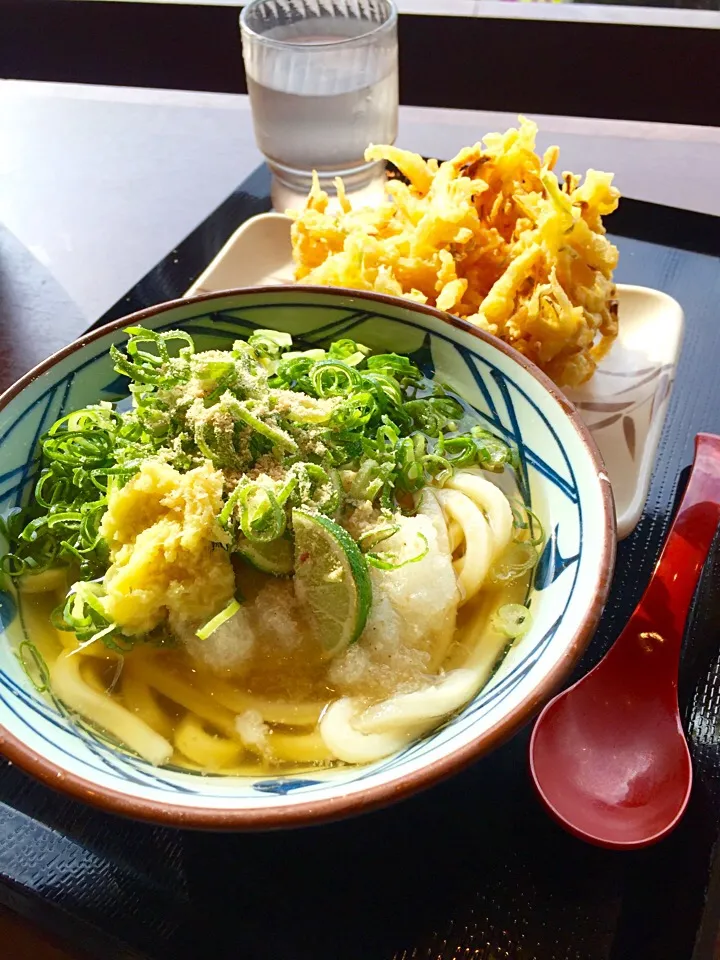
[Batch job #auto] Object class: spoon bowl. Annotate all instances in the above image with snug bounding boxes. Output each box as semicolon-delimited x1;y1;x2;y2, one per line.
530;433;720;849
531;676;693;847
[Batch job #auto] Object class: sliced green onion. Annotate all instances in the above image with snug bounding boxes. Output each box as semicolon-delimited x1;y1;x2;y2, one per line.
349;460;382;501
196;599;241;640
311;359;363;397
248;329;293;358
18;641;51;693
489;541;538;585
102;634;138;655
228;398;298;453
363;372;404;408
276;474;298;507
510;500;545;547
365;353;423;387
331;392;378;430
66;620;119;656
238;485;286;543
395;437;424;493
376;420;400;450
470;427;513;472
358;523;400;551
440;435;476;467
404;396;463;436
328;338;370;364
70;580;108;620
367;532;429;571
254;329;292;347
293;463;341;515
124;325;195;360
218;479;249;532
420;454;453;486
282;348;326;362
193;419;245;470
493;603;532;638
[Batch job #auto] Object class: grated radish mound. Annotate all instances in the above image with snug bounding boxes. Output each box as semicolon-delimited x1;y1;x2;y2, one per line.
329;512;459;700
184;580;305;676
183;606;256;676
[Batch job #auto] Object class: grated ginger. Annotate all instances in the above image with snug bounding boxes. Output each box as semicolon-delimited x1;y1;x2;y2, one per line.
100;460;235;635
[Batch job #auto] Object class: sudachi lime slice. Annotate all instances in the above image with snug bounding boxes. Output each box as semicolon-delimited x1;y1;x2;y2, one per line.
237;536;294;576
292;508;372;658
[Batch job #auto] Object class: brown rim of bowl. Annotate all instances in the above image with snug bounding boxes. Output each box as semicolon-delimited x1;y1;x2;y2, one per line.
0;285;616;830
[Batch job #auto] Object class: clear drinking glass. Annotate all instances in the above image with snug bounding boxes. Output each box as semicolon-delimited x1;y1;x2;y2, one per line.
240;0;398;205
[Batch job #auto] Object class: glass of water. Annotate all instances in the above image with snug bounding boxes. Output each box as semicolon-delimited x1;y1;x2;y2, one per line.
240;0;398;205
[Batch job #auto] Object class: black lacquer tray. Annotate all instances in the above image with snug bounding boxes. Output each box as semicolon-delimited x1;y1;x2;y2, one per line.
1;165;720;960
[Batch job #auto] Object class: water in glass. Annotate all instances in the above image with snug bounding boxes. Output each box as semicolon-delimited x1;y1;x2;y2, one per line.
241;1;398;200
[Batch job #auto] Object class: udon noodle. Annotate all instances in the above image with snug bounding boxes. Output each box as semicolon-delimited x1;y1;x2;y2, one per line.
3;326;541;773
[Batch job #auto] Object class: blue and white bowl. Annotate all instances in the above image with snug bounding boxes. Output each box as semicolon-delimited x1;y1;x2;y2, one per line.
0;287;615;828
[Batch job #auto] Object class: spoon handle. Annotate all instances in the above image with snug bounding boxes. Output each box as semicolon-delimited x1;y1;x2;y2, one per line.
616;433;720;676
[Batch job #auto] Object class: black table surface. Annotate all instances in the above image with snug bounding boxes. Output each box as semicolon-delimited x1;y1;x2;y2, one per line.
1;164;720;960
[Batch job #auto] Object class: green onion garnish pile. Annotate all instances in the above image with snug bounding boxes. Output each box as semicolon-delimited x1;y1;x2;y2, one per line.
1;325;516;650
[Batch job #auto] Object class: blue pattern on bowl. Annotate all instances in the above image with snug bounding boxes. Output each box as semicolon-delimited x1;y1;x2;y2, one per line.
535;524;581;590
0;592;15;632
253;779;323;795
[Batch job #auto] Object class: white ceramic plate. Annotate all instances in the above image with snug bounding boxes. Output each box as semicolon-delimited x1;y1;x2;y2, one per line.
187;212;684;539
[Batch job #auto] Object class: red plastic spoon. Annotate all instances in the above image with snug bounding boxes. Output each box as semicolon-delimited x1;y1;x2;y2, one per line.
530;433;720;849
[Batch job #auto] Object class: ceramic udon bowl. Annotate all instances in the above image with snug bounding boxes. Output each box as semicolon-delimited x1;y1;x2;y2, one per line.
0;287;615;828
